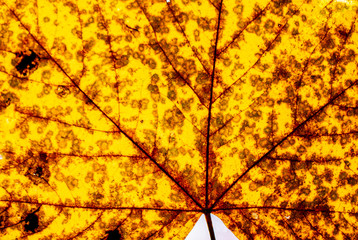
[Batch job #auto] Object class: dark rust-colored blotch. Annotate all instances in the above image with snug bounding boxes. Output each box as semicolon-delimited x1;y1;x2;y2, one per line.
105;229;122;240
34;166;43;177
39;152;47;162
24;212;39;233
15;50;39;76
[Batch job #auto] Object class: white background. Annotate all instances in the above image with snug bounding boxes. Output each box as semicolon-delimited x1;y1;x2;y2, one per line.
185;214;239;240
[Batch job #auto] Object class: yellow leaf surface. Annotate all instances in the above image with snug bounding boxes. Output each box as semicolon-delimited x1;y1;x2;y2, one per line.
0;0;358;239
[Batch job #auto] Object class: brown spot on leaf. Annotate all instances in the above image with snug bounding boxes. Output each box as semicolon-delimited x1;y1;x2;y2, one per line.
105;229;122;240
14;50;39;76
55;85;70;98
39;152;47;162
273;66;291;81
336;24;352;41
24;209;40;233
0;92;12;111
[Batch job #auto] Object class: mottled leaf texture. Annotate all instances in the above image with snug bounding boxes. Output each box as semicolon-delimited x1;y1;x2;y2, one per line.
0;0;358;239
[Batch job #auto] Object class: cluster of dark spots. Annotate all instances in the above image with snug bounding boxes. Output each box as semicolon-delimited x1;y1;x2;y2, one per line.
323;169;333;182
194;71;212;102
39;151;47;162
272;66;291;81
163;108;185;131
197;17;214;31
310;74;322;83
115;55;129;68
331;65;345;76
288;55;302;69
317;28;335;51
195;72;210;85
270;0;293;15
286;4;299;16
300;187;311;196
147;84;159;94
328;51;341;65
351;191;358;205
14;50;39;76
25;151;51;184
329;190;338;201
249;74;263;87
150;15;165;33
281;168;302;192
166;71;186;89
317;186;329;198
180;98;194;112
322;36;335;50
273;0;292;8
338;171;358;186
0;210;11;229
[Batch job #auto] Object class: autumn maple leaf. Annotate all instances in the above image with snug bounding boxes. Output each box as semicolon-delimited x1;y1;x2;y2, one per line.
1;0;358;239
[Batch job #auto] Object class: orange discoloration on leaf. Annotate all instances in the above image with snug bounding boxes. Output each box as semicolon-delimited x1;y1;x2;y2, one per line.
0;0;358;239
